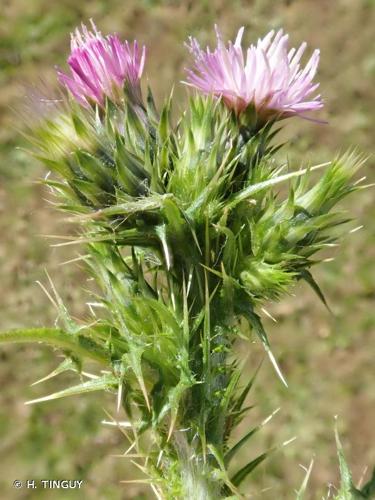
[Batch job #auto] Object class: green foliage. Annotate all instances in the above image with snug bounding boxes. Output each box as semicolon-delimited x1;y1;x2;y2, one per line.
334;427;375;500
2;81;366;498
0;328;108;365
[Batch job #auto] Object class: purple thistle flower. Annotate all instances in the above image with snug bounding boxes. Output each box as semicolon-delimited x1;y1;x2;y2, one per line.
57;21;146;107
185;26;323;121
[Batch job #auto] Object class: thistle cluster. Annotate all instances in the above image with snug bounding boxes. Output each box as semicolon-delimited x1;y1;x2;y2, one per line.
2;23;368;499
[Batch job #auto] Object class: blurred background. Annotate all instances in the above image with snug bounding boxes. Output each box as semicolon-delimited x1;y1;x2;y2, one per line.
0;0;374;498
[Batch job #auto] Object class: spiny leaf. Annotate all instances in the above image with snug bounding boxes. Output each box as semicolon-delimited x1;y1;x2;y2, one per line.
31;358;78;386
245;310;288;387
299;269;332;313
158;88;173;143
207;444;241;497
335;426;354;499
230;437;296;487
74;150;114;191
25;374;118;405
225;408;280;466
228;166;321;210
230;450;269;487
232;360;263;415
78;194;171;219
0;328;109;365
125;347;151;411
146;85;159;121
334;425;366;499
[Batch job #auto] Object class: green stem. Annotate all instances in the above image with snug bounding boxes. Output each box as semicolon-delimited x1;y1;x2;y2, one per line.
0;328;109;365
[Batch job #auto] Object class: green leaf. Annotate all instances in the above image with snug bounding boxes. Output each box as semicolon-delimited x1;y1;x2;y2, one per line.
230;437;296;488
31;358;78;386
25;374;118;405
225;408;279;466
80;194;170;219
335;426;355;499
0;328;109;365
232;361;263;415
228;167;318;210
33;155;73;179
360;468;375;498
207;444;241;497
75;150;114;192
334;425;366;499
244;310;288;387
114;133;149;195
146;85;159;121
71;178;102;205
299;269;332;313
230;450;269;487
158;88;173;143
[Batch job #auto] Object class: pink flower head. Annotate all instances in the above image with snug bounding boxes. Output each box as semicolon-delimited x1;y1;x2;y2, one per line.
185;26;323;121
58;21;146;107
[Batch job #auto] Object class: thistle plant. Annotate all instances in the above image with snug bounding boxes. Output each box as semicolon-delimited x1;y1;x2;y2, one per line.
1;23;371;499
